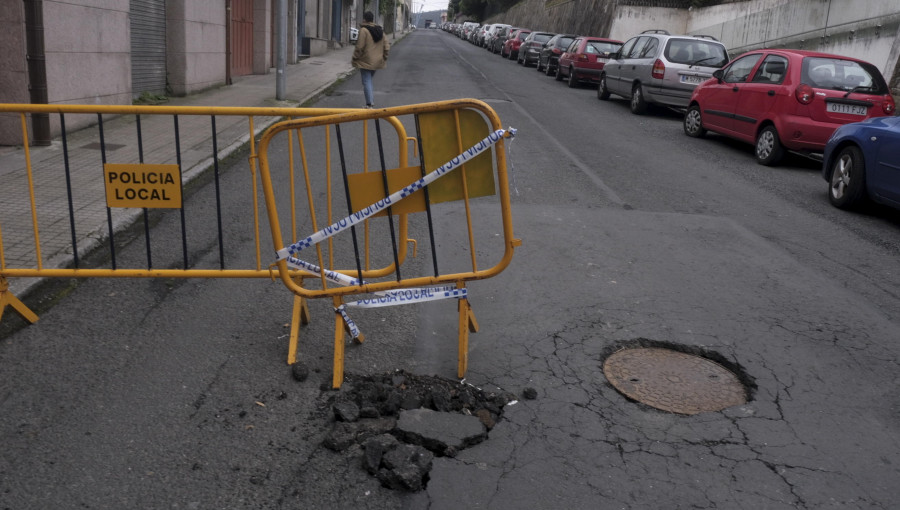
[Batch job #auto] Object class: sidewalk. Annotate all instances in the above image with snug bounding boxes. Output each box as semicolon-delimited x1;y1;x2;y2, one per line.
0;40;374;298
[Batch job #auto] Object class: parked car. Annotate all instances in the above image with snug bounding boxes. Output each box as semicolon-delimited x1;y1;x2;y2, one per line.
475;24;492;46
486;24;512;52
502;29;532;60
537;33;578;75
683;49;896;165
599;30;729;114
821;116;900;211
555;36;623;87
489;26;509;53
460;22;479;41
517;32;555;67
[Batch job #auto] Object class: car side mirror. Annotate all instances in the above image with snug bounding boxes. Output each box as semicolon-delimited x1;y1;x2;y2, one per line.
713;69;724;82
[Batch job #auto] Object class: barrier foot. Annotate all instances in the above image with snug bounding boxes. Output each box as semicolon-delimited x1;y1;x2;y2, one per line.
287;294;311;365
332;297;346;389
0;278;38;324
457;297;478;379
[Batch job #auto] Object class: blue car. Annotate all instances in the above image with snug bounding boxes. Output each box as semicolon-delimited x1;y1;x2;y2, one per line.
822;115;900;210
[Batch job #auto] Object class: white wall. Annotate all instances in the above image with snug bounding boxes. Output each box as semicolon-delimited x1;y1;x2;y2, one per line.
608;0;900;93
683;0;900;82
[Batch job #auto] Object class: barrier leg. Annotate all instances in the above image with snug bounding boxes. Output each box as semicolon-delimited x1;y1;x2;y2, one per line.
332;296;346;388
457;295;479;379
287;294;311;365
0;277;38;324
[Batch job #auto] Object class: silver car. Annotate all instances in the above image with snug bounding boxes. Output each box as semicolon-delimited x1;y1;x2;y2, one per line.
598;30;729;114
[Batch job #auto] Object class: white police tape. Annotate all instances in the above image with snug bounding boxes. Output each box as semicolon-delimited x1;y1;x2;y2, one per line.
335;285;468;340
284;254;467;307
275;127;514;261
284;255;363;287
335;305;361;339
344;286;467;308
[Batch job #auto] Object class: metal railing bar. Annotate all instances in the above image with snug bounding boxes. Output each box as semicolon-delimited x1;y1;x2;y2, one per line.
136;114;153;269
414;114;440;277
452;109;478;272
211;115;225;270
97;113;117;269
173;115;189;269
60;113;79;269
295;128;329;290
335;123;365;284
374;118;402;282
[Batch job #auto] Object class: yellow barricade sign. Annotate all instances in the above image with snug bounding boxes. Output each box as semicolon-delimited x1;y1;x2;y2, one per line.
104;163;183;208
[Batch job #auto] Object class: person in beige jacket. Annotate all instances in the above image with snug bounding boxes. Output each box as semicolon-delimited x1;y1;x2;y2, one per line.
352;11;390;108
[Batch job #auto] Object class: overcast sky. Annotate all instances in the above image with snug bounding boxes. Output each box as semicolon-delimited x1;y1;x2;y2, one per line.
413;0;448;13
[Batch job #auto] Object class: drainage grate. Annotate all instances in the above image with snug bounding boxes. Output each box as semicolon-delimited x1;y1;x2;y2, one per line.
603;347;746;415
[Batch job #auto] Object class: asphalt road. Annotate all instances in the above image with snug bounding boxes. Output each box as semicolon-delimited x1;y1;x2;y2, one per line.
2;29;900;509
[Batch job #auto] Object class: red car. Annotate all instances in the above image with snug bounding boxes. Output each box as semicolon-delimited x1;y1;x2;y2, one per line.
501;29;531;60
684;49;895;165
555;36;623;87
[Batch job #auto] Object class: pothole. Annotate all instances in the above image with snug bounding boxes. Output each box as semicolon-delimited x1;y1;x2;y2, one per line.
603;346;748;415
315;370;517;491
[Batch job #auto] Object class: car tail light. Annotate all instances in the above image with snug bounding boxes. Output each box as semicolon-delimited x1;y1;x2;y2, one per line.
578;54;589;62
651;59;665;79
795;84;814;105
883;95;896;114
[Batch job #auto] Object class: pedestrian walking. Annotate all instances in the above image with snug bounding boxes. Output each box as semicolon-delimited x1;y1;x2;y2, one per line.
352;11;390;109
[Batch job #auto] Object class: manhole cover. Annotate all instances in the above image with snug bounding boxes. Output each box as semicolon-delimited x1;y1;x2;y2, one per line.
603;347;746;415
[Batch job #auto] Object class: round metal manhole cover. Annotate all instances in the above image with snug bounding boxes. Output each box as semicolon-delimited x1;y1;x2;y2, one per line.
603;348;747;415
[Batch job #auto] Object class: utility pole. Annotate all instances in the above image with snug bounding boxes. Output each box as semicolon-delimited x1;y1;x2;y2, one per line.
275;0;287;100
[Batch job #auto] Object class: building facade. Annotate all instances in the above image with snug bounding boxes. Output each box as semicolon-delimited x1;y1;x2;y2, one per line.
0;0;374;145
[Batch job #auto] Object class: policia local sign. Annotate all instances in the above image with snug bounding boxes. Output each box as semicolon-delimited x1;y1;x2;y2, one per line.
103;163;182;208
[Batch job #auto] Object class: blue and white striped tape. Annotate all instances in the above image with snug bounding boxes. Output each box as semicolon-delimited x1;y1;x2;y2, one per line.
335;285;468;340
276;127;512;261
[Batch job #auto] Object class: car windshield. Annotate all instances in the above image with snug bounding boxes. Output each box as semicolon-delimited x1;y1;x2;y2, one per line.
665;39;728;67
801;57;888;94
588;41;621;54
558;37;575;48
533;34;553;43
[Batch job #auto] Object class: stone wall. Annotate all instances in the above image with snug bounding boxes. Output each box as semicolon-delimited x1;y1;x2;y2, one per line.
484;0;618;38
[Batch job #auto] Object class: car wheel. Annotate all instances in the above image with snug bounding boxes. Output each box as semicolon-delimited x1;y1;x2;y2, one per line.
536;58;543;72
683;105;706;138
545;60;555;76
555;64;564;81
567;67;578;88
755;125;785;166
630;83;648;115
598;74;610;100
828;145;868;209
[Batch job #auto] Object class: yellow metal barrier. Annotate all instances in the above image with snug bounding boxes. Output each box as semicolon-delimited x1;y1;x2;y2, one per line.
0;102;412;341
256;99;520;387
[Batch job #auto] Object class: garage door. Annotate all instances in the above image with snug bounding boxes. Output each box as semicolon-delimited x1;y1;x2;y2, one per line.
130;0;167;97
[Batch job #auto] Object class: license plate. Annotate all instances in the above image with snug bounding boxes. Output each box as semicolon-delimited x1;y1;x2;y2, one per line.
679;74;705;84
826;102;867;116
